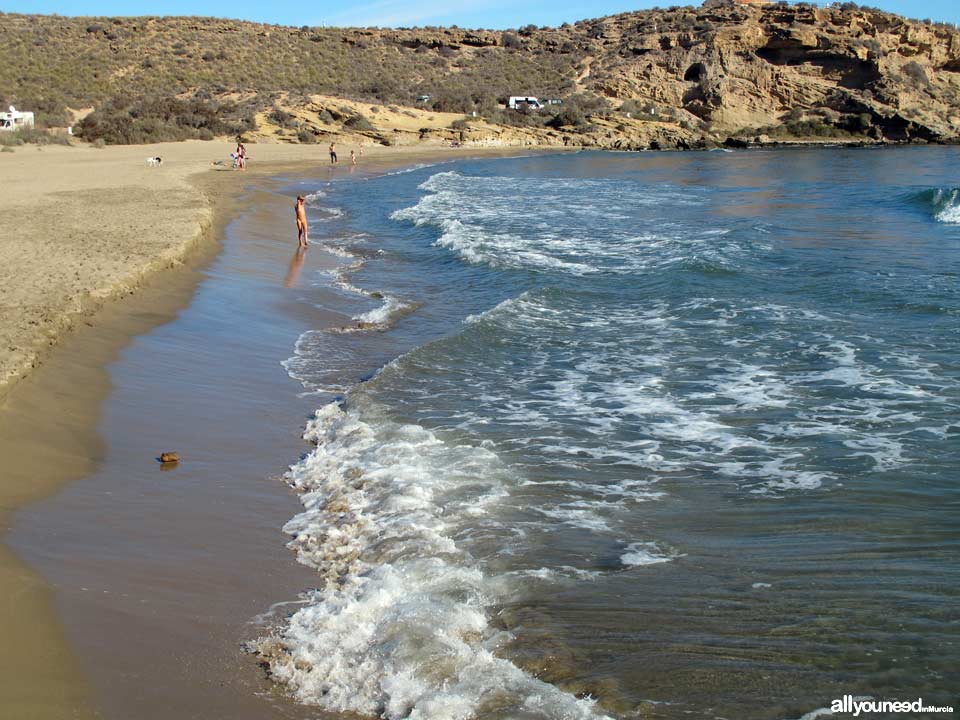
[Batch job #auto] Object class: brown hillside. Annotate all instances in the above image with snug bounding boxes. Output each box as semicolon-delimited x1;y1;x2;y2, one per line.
2;2;959;146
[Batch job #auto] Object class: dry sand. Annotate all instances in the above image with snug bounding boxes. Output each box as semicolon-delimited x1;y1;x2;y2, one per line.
0;138;545;718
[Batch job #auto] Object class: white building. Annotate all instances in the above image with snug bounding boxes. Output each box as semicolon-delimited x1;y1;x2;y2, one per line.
0;106;35;131
507;96;544;111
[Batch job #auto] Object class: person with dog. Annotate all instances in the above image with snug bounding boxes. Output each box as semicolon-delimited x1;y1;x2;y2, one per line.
295;195;309;249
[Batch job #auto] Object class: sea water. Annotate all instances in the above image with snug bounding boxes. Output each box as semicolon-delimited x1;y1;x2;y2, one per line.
256;149;960;719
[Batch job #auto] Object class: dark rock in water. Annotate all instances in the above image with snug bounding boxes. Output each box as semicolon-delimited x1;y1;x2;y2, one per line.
159;452;180;463
369;291;384;299
724;137;750;149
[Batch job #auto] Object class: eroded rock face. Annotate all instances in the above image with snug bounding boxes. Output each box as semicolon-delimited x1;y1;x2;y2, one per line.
569;3;960;141
352;3;960;143
300;3;960;147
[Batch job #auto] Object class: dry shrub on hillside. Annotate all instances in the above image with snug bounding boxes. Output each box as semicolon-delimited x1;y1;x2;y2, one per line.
77;94;256;144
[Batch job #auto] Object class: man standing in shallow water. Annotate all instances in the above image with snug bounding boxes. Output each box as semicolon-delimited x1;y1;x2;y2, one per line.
329;142;338;164
295;195;308;248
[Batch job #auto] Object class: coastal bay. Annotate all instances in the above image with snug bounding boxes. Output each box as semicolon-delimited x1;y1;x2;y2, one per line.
2;0;959;716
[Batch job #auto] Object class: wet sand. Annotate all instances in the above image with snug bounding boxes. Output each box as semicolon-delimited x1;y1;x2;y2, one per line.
0;146;539;718
9;180;331;719
0;240;218;720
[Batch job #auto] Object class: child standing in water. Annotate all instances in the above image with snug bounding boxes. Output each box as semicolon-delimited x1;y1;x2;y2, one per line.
295;195;308;248
350;149;356;165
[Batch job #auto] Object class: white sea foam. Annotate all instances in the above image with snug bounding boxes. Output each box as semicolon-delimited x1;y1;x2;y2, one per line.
323;258;369;297
323;243;357;259
505;566;604;582
302;188;344;221
352;295;421;328
936;205;960;223
390;171;754;276
447;290;960;496
252;400;612;719
382;161;447;176
537;506;614;533
281;329;380;392
315;206;344;221
933;188;960;223
620;542;679;567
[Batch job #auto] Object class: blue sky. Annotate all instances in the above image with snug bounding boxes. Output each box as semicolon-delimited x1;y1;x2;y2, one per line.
5;0;958;29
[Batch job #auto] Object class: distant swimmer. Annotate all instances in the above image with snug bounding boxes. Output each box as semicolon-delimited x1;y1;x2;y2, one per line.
329;142;338;164
350;149;357;165
295;195;308;248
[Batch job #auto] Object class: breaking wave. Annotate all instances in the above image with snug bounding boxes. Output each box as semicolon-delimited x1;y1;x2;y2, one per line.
251;399;612;720
913;186;960;223
390;171;760;276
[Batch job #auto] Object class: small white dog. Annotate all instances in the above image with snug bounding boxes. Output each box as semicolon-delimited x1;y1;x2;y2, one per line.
146;156;163;167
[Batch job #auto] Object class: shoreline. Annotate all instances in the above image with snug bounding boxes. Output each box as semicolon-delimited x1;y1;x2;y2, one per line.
0;142;549;718
0;140;551;403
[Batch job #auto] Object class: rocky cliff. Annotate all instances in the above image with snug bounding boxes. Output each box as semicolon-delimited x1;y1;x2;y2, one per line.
578;1;960;142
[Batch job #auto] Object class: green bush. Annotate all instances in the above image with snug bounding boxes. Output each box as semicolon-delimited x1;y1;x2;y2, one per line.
77;94;256;144
547;106;588;128
343;113;373;131
0;127;71;145
268;106;298;128
902;61;930;88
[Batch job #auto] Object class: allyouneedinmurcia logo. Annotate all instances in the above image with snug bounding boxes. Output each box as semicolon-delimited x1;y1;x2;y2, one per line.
831;696;954;716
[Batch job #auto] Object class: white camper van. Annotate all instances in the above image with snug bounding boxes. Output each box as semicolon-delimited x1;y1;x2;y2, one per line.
0;106;35;131
507;96;544;111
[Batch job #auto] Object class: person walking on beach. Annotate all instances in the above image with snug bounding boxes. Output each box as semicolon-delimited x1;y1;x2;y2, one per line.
350;149;357;165
329;142;338;165
295;195;308;248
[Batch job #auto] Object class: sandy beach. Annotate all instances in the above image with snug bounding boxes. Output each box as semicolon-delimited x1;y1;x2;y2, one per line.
0;139;542;719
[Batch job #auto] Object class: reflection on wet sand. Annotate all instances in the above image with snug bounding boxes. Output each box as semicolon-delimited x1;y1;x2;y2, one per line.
284;247;307;288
